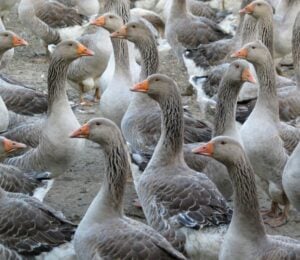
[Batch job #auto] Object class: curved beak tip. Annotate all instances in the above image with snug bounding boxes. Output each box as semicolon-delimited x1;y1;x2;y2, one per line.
69;125;90;139
130;80;149;93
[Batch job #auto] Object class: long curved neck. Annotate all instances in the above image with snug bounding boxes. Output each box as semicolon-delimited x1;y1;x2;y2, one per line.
134;35;159;81
228;156;266;240
292;13;300;87
78;137;130;230
168;0;187;21
214;78;240;138
130;34;159;108
112;39;130;76
241;15;257;46
100;140;130;215
152;88;184;164
47;56;69;115
253;55;279;121
257;13;274;58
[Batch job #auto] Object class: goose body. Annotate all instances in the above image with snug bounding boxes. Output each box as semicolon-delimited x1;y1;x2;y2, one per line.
131;74;232;259
5;40;92;177
71;118;186;260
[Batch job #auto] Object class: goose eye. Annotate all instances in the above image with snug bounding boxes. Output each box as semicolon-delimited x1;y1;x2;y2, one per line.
221;141;226;145
132;25;136;28
155;78;159;82
96;122;101;126
251;46;256;50
4;34;8;37
257;3;261;6
68;43;73;47
235;65;240;69
109;16;113;19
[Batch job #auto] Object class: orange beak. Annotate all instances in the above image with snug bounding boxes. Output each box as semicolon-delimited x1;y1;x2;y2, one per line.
70;123;90;138
130;79;149;93
241;68;256;84
239;3;255;14
110;25;128;39
90;16;105;27
192;142;214;156
76;43;94;56
3;138;27;153
231;48;248;59
12;35;28;47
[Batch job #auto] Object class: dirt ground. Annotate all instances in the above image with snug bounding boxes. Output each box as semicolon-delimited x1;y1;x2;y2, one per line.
2;2;300;248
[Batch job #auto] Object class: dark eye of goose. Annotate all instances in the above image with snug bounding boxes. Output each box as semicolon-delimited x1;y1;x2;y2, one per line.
109;16;113;19
4;34;8;37
132;25;136;29
235;64;240;69
95;122;101;126
221;141;226;145
68;43;73;47
257;3;261;6
251;46;256;50
155;78;159;82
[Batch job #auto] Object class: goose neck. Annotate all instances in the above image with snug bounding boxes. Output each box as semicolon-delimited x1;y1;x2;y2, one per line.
169;0;187;20
253;58;279;120
79;138;129;229
112;38;130;76
47;56;69;115
228;157;266;240
152;88;184;164
257;14;274;58
293;13;300;87
134;36;159;81
241;15;257;46
214;79;240;137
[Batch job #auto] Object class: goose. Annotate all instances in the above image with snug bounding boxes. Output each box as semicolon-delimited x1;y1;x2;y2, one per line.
108;19;212;167
0;136;50;197
0;30;47;116
91;13;132;126
193;136;300;260
70;118;187;260
183;59;256;199
274;0;300;58
5;40;93;177
165;0;231;65
182;0;253;77
131;74;232;259
67;21;112;105
18;0;90;53
0;187;76;257
232;41;290;227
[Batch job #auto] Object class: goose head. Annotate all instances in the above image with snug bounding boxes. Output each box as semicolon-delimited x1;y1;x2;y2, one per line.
91;13;124;33
240;0;274;17
0;30;28;52
51;40;94;62
192;136;245;166
226;59;256;84
0;136;26;161
231;40;269;66
70;118;121;147
110;21;152;42
130;73;178;102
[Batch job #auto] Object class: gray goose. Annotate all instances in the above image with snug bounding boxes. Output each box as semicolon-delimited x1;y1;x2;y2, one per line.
70;118;186;260
108;20;212;167
18;0;89;53
165;0;231;65
232;41;290;227
194;136;300;260
131;74;232;259
0;187;76;256
183;59;256;199
92;12;133;127
0;136;50;197
5;40;92;177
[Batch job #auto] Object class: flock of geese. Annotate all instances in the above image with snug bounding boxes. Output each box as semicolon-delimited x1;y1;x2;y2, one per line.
0;0;300;259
